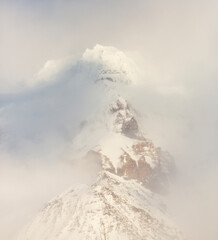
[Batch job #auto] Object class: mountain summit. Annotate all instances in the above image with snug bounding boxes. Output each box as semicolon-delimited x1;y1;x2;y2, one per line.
82;44;136;85
17;45;184;240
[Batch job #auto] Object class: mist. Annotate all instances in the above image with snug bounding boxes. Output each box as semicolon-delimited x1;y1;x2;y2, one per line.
0;1;218;240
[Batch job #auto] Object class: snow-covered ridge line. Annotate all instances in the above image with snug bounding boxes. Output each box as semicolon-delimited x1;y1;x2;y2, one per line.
17;171;184;240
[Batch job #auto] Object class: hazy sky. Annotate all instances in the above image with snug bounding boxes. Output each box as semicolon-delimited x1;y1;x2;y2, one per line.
1;0;217;91
0;1;218;240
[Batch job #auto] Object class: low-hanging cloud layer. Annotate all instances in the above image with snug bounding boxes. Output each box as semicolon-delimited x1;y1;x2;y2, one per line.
0;1;218;240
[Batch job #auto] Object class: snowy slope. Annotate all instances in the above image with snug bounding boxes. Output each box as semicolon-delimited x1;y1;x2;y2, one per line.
17;45;184;240
18;172;183;240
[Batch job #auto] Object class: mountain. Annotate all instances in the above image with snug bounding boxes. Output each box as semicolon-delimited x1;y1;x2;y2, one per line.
17;45;185;240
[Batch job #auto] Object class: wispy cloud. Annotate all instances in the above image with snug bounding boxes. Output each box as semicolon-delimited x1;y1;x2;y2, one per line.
0;1;218;240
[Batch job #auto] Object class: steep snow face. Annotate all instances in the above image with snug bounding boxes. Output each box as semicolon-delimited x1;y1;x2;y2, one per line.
18;172;184;240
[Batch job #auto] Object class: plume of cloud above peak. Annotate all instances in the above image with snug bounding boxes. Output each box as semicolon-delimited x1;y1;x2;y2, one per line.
1;0;218;92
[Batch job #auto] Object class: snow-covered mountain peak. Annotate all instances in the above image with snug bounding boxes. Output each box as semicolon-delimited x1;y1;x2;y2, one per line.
82;44;137;86
16;46;185;240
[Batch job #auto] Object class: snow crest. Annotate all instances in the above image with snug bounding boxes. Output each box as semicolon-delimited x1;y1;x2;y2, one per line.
83;44;137;86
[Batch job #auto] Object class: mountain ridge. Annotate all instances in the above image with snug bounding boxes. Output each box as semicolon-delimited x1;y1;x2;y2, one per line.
17;45;185;240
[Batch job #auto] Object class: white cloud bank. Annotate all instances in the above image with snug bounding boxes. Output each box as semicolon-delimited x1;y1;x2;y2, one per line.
0;1;218;240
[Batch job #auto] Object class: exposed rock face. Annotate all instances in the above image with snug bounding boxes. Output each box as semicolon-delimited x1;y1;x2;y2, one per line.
110;97;141;139
92;139;173;194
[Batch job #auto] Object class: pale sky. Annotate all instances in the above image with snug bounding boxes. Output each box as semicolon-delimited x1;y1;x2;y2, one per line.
0;1;218;240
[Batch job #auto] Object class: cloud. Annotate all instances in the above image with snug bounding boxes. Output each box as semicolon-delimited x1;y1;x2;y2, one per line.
0;159;100;240
0;1;218;240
